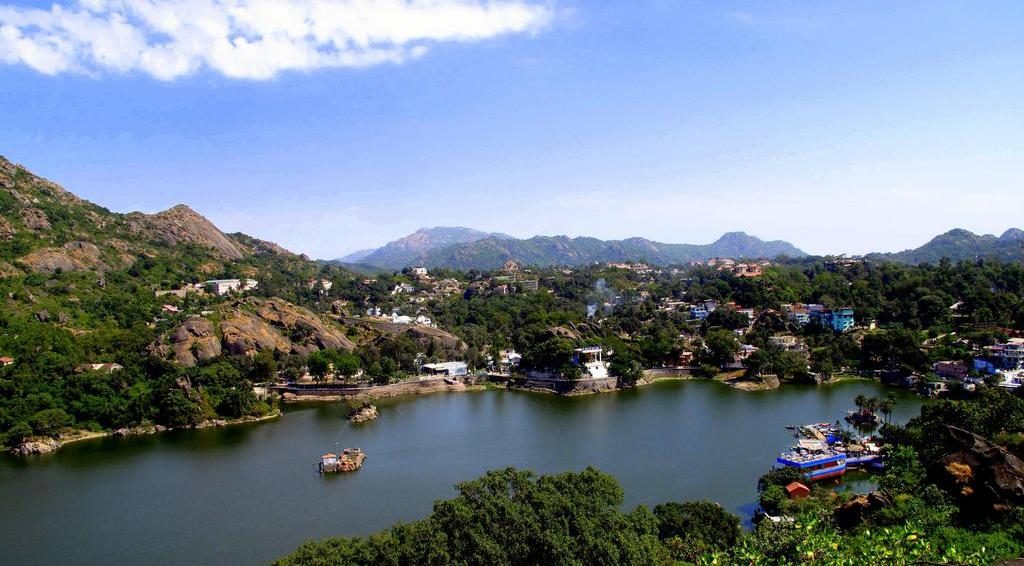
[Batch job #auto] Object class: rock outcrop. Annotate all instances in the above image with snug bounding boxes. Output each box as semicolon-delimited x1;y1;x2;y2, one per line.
0;216;14;239
20;207;50;231
170;317;223;366
128;204;244;261
160;298;354;364
10;437;61;455
939;426;1024;515
347;403;379;423
835;492;892;529
220;311;295;356
20;240;106;273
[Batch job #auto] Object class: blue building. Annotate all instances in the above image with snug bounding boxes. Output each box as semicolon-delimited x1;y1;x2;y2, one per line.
829;308;855;332
810;307;855;333
689;299;718;321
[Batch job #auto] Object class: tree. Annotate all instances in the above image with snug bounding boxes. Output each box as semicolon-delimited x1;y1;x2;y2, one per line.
610;352;644;385
217;387;256;418
878;445;925;495
277;467;668;565
879;394;896;425
306;351;331;384
29;408;72;437
705;307;750;331
703;329;740;368
333;352;361;381
158;389;204;428
855;394;867;413
758;466;805;492
759;484;787;515
653;501;740;562
6;421;33;444
252;350;277;382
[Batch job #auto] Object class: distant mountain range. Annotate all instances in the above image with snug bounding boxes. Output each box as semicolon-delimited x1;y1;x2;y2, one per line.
868;228;1024;265
337;227;514;267
335;228;806;270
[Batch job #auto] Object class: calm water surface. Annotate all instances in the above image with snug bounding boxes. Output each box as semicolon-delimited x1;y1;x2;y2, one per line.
0;380;921;565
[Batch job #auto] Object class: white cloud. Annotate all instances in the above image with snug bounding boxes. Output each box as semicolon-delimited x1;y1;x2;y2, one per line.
0;0;552;80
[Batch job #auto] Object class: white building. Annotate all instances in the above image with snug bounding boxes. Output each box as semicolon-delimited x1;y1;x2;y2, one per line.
987;338;1024;370
421;361;468;376
411;267;428;277
308;279;333;293
573;346;610;379
391;283;416;295
498;349;522;372
204;278;258;296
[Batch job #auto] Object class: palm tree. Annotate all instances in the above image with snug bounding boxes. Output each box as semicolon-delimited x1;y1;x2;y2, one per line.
879;394;896;425
854;394;867;413
865;396;879;416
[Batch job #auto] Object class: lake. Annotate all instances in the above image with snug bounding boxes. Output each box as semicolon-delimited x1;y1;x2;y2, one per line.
0;379;921;565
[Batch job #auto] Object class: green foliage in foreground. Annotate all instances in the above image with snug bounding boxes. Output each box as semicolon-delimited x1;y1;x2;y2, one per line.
276;467;669;566
278;464;1024;566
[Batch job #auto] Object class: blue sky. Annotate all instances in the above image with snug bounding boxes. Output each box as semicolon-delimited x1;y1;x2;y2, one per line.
2;0;1022;259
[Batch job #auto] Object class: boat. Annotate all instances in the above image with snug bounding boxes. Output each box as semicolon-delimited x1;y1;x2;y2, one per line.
319;448;366;473
776;450;847;481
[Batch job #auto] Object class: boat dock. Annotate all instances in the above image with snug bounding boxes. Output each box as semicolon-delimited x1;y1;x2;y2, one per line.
776;421;884;480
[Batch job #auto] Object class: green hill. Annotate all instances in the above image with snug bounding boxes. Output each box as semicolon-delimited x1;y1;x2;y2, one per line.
869;228;1024;265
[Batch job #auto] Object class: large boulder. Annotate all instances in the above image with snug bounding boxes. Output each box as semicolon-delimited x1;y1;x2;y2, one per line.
10;437;61;456
0;217;14;240
170;317;223;366
835;492;892;529
939;426;1024;516
20;241;105;274
20;207;50;231
250;299;353;351
220;311;294;357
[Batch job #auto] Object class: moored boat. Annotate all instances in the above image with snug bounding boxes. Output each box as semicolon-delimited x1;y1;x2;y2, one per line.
319;448;366;473
776;451;847;481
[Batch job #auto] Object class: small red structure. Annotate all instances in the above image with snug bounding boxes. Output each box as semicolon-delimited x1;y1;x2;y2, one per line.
785;481;810;500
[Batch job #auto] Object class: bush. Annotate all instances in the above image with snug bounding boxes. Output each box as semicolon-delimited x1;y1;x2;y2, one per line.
653;500;740;562
5;421;33;445
759;484;787;514
29;408;72;437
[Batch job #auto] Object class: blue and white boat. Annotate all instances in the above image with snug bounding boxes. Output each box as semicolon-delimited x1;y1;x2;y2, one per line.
777;451;847;481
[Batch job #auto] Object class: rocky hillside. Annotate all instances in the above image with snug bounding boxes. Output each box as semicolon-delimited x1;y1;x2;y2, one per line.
0;157;355;365
360;231;806;270
156;297;355;366
0;156;274;277
869;228;1024;265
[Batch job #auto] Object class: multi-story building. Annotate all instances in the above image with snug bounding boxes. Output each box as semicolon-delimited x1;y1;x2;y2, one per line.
689;299;718;321
204;278;258;296
769;334;807;353
933;360;969;381
986;338;1024;370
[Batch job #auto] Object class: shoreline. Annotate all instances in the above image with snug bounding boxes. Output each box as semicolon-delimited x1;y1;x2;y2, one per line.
10;411;283;456
13;373;907;456
276;370;891;403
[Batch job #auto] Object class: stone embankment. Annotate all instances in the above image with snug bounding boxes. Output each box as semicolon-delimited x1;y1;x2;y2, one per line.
278;377;481;402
